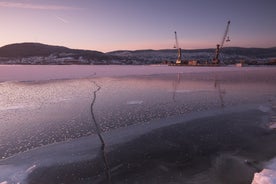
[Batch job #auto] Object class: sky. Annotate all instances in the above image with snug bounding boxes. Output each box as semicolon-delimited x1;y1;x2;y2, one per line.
0;0;276;52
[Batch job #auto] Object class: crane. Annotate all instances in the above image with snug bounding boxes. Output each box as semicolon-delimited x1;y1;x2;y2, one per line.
174;31;182;64
213;20;231;64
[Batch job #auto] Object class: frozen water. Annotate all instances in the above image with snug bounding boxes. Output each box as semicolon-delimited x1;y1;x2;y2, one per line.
267;158;276;170
25;165;36;174
259;104;271;113
0;65;276;183
0;105;275;183
126;100;143;105
0;64;275;82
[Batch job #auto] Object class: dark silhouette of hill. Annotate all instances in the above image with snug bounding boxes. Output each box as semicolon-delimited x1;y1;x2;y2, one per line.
0;43;70;57
0;42;109;60
0;42;275;65
108;47;276;58
222;47;276;58
1;43;275;59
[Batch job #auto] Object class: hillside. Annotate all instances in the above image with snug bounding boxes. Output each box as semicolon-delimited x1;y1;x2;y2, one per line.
109;47;276;65
0;43;116;64
0;43;70;57
0;43;276;65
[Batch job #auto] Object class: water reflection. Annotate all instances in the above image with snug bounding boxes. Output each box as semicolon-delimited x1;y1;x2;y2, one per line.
171;73;181;102
214;75;226;108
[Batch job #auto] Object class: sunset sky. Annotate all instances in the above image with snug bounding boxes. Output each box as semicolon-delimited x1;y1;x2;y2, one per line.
0;0;275;52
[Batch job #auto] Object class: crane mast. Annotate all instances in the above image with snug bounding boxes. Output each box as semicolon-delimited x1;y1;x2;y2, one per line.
174;31;182;64
213;20;231;64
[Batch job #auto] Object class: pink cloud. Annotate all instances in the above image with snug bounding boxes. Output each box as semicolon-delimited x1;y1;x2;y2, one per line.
0;1;78;10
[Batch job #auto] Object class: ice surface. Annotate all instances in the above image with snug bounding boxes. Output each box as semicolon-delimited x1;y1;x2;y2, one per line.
259;104;272;113
25;165;36;173
0;134;100;183
126;100;143;105
0;66;276;160
0;65;275;183
267;158;276;170
0;104;275;183
1;65;275;82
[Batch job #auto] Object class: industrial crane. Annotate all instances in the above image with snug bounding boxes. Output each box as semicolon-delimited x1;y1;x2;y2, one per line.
213;20;231;64
174;31;182;64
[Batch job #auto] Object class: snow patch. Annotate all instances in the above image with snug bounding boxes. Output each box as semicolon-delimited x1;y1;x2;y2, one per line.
251;169;276;184
252;157;276;184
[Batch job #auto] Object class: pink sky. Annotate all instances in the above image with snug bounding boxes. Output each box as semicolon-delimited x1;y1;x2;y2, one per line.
0;0;276;52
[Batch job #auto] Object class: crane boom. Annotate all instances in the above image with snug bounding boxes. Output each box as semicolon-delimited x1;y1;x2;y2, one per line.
174;31;179;49
174;31;182;64
213;20;231;64
220;20;231;49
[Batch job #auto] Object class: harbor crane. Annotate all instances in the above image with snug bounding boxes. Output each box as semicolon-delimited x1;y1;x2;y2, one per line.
213;20;231;64
174;31;182;64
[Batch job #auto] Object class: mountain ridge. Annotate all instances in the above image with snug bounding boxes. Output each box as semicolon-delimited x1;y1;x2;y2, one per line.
0;42;276;65
0;42;105;57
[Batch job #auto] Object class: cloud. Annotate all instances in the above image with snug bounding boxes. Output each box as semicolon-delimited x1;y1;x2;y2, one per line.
0;1;78;10
55;16;69;24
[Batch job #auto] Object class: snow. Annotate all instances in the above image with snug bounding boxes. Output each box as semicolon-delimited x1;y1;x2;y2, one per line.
251;158;276;184
252;169;276;184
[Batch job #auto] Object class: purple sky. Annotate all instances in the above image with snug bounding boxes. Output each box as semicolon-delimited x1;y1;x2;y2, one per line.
0;0;275;52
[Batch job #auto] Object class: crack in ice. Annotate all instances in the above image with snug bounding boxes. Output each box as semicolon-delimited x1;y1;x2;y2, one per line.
90;81;111;183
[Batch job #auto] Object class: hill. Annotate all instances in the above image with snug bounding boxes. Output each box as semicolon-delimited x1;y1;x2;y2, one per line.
0;43;116;64
0;43;70;57
109;47;276;65
0;43;276;65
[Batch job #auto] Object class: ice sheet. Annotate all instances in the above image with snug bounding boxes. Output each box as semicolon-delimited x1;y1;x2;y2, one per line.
0;104;274;184
0;65;275;183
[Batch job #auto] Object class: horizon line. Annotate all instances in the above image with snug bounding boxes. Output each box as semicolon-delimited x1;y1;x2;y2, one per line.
0;42;276;53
